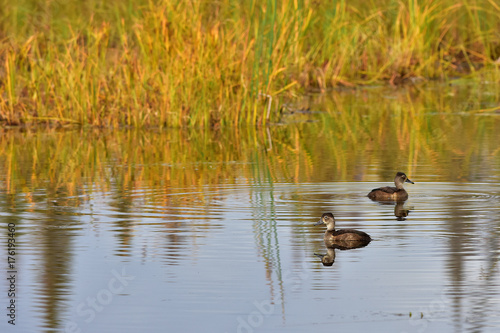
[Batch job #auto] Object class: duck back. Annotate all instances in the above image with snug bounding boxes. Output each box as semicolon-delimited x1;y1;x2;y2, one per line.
325;229;371;242
368;186;408;201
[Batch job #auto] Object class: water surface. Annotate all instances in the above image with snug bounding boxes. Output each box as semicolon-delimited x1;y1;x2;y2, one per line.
1;82;500;332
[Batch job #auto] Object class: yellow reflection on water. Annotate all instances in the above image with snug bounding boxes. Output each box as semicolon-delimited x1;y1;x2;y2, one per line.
1;83;499;199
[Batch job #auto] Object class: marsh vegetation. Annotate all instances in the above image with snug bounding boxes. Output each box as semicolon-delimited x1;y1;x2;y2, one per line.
1;0;499;127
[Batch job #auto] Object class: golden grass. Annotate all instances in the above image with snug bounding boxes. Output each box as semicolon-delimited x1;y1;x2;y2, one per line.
0;0;499;127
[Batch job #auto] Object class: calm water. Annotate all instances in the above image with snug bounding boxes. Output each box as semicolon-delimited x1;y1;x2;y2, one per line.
1;83;500;333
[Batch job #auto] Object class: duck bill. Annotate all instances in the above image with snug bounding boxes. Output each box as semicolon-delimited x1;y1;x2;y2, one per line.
405;178;414;184
314;219;324;226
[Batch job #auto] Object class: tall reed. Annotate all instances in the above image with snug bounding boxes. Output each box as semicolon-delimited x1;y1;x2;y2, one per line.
0;0;499;127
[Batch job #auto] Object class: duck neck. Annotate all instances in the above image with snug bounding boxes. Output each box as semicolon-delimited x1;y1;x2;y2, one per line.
395;181;404;190
325;222;336;232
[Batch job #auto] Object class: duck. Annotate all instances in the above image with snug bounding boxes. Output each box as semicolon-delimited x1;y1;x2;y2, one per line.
314;213;371;246
367;172;414;201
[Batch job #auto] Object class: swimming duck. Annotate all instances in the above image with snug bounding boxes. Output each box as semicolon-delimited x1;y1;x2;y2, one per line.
314;213;371;245
367;172;414;201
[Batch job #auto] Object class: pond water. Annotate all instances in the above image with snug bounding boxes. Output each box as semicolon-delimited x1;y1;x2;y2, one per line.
1;82;500;333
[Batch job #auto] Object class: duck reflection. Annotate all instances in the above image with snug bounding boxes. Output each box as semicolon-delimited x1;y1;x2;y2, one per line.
394;201;411;221
314;213;371;266
370;200;411;221
314;239;370;266
314;248;336;266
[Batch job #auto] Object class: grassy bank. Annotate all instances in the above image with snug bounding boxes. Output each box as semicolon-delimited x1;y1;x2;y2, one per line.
0;0;499;127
